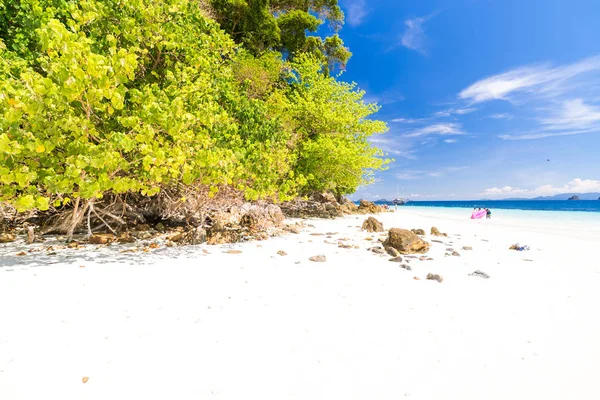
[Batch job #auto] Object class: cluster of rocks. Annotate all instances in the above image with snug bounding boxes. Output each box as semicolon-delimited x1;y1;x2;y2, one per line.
280;193;386;219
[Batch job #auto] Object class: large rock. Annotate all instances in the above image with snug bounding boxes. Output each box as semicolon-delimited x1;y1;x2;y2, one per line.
338;198;359;214
362;217;384;232
311;192;338;204
411;228;426;236
383;228;430;254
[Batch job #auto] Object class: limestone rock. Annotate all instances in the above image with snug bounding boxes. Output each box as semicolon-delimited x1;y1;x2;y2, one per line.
426;273;443;283
411;229;426;236
383;228;430;254
357;200;382;214
362;217;384;232
461;246;473;251
277;250;287;256
451;251;461;257
88;234;116;245
388;256;403;263
309;255;327;262
0;233;16;243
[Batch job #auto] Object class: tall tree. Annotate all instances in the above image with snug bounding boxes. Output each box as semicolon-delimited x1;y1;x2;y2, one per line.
209;0;351;71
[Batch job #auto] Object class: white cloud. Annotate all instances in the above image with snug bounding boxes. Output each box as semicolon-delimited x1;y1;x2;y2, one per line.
404;123;465;138
444;139;458;143
344;0;368;26
434;107;477;117
401;14;436;55
390;117;427;123
461;54;600;140
499;98;600;140
459;56;600;104
483;178;600;198
489;113;512;119
397;166;467;180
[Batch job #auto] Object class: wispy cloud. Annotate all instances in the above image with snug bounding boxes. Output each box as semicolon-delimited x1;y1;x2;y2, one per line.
434;107;477;117
390;117;428;123
403;123;465;138
460;55;600;140
459;56;600;104
500;98;600;140
369;136;417;159
483;178;600;198
396;166;468;180
400;13;436;55
344;0;368;26
443;139;458;143
489;113;512;119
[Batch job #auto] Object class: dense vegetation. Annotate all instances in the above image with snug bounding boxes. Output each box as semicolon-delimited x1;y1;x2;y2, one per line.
0;0;388;221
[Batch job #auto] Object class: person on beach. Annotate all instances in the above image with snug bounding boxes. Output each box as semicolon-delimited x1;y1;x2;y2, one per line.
486;208;491;219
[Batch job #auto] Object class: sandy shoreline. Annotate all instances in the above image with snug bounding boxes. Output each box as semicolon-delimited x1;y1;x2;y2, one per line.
1;208;600;399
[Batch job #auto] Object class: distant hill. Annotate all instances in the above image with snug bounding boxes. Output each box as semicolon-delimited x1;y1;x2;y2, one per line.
502;193;600;201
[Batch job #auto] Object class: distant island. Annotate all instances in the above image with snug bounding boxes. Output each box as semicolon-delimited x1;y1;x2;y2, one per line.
502;192;600;201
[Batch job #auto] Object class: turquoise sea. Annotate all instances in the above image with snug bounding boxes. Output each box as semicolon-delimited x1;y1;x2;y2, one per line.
403;200;600;213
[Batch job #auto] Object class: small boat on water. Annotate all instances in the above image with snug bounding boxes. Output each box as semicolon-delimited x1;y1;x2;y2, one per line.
392;186;410;205
392;197;409;205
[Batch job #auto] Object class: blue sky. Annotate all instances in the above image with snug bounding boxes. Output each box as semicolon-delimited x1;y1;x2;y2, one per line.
336;0;600;200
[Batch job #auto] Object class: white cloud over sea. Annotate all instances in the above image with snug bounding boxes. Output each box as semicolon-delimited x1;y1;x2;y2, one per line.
483;178;600;198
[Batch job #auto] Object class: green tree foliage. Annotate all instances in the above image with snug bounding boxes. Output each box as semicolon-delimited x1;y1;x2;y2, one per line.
0;0;388;213
209;0;351;71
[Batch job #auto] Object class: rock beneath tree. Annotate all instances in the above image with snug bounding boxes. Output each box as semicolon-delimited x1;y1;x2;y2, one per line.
88;234;116;245
426;273;443;283
383;228;430;254
0;233;16;243
362;217;384;232
309;255;327;262
411;229;426;236
117;232;136;243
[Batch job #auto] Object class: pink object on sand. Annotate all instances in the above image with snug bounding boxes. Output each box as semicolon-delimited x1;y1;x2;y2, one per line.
471;210;486;219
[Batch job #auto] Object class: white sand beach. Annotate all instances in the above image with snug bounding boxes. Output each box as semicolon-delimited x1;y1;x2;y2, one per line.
1;208;600;400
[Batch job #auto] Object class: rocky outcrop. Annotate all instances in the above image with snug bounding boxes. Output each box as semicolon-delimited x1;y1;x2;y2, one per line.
357;200;383;214
383;228;430;254
338;198;359;214
362;217;384;232
411;229;426;236
568;195;580;200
